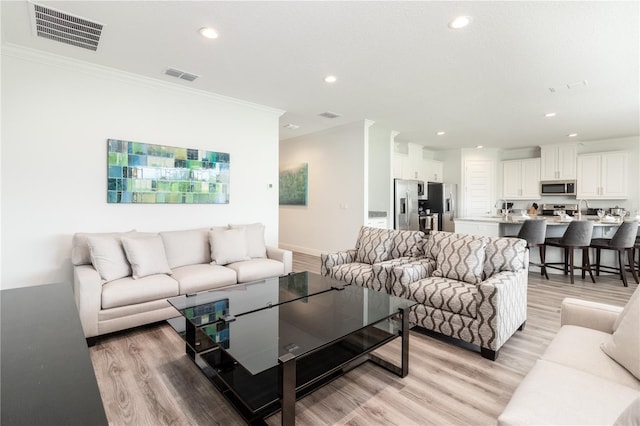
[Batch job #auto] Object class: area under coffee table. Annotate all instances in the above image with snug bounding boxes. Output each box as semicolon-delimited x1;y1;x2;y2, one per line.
168;272;415;425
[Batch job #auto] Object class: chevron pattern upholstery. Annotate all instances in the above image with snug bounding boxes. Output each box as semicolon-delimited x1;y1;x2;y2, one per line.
321;226;426;289
387;232;528;360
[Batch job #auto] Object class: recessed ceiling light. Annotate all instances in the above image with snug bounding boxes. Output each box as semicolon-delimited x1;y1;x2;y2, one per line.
476;145;484;149
199;27;218;39
544;112;557;118
567;133;578;138
448;16;472;29
436;131;446;136
324;75;337;83
283;123;300;130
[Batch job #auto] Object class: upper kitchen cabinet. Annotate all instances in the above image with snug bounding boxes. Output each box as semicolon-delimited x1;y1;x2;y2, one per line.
424;158;443;183
540;143;577;180
576;151;628;199
393;142;428;180
502;158;541;199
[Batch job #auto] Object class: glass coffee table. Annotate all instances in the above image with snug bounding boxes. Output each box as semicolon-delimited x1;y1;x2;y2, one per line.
167;271;415;425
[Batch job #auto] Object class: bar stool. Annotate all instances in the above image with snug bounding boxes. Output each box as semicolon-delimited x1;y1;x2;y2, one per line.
590;221;639;287
513;219;548;280
544;220;595;284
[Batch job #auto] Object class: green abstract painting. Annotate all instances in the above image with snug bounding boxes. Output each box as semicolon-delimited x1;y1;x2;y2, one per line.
279;163;308;205
107;139;230;204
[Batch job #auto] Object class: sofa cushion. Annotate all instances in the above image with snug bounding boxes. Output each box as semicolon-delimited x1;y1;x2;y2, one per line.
404;276;478;318
432;234;487;284
87;235;132;282
159;229;210;269
122;235;172;279
483;237;527;278
72;230;136;266
230;223;267;259
101;274;179;309
388;230;425;259
356;229;392;264
171;264;237;294
542;325;640;390
424;231;452;261
602;288;640;380
330;263;374;288
209;227;250;265
615;396;640;426
497;359;639;426
226;258;284;283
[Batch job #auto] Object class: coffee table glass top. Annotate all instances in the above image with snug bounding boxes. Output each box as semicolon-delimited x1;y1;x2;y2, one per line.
168;272;415;375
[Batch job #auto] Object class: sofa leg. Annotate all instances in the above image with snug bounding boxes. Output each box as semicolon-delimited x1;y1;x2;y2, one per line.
481;348;498;361
518;321;526;331
86;336;98;347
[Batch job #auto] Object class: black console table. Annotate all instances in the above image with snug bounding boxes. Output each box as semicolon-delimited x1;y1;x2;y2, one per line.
1;283;107;426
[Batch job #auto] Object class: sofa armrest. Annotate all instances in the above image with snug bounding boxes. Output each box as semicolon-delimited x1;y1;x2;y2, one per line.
560;298;622;334
266;246;293;274
388;258;436;297
320;249;357;276
73;265;103;338
477;269;528;351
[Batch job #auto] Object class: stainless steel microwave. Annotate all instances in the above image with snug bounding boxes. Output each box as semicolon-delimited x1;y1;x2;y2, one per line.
540;180;576;195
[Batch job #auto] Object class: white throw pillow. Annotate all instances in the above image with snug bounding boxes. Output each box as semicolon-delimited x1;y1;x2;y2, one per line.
209;227;250;265
601;288;640;380
121;235;172;279
229;223;267;259
87;235;132;282
613;286;640;331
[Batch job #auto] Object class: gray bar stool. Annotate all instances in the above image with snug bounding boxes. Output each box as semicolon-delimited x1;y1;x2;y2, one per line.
590;221;639;287
544;220;595;284
512;219;548;280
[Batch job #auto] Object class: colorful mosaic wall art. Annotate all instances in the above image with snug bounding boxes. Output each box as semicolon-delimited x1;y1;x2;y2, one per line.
279;163;308;205
107;139;230;204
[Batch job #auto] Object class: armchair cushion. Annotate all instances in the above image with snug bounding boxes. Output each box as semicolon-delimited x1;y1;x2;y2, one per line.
432;234;488;284
423;231;452;260
400;276;478;318
330;262;374;288
388;230;425;258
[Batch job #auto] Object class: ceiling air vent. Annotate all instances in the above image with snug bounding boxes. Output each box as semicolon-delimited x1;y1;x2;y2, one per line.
319;111;342;119
165;67;200;82
29;2;103;51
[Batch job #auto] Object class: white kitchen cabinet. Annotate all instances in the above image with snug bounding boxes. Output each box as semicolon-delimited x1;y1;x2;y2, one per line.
540;143;577;180
424;158;443;182
393;143;427;180
576;151;628;199
502;158;541;199
454;220;500;237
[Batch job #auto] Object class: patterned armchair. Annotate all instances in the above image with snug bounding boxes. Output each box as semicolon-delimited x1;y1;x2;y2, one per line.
388;231;528;360
321;226;425;292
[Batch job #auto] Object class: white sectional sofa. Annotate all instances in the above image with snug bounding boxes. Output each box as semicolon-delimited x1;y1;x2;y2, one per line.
498;288;640;425
72;223;292;340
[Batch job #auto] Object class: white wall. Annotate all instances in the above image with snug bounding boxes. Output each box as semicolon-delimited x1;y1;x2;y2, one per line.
279;121;368;255
368;123;391;213
1;46;283;289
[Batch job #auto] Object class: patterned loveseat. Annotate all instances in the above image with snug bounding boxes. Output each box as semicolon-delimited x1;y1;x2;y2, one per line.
389;231;529;360
321;226;425;291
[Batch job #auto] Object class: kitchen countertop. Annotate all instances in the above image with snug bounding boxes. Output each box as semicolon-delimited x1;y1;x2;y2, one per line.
455;215;633;226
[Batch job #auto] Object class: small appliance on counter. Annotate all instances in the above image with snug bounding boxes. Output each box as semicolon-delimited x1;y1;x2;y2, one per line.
418;200;439;234
541;203;579;216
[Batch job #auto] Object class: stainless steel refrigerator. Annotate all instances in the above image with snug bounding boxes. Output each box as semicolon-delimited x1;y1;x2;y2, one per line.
427;182;457;232
394;179;422;231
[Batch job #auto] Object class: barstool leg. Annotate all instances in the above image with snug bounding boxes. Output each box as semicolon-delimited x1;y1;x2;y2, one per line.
630;248;640;284
584;248;595;283
618;250;628;287
540;245;549;280
595;248;601;276
564;248;569;275
569;248;575;284
581;247;586;279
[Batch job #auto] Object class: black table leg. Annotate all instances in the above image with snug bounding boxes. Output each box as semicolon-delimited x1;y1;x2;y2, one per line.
400;305;409;378
279;352;296;426
186;319;196;360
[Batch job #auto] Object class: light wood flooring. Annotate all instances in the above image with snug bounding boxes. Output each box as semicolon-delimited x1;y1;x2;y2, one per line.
89;253;636;425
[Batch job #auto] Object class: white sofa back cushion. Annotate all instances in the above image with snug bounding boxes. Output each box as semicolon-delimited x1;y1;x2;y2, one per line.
122;235;172;279
230;223;267;259
159;228;210;269
210;227;251;265
87;235;132;282
72;230;135;266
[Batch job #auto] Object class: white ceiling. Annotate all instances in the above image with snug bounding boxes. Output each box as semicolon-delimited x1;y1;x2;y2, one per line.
2;1;638;150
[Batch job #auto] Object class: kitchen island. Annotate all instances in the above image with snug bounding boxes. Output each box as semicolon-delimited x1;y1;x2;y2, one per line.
454;216;637;276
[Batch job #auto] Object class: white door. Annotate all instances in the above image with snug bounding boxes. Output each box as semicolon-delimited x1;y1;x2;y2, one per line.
464;159;494;217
